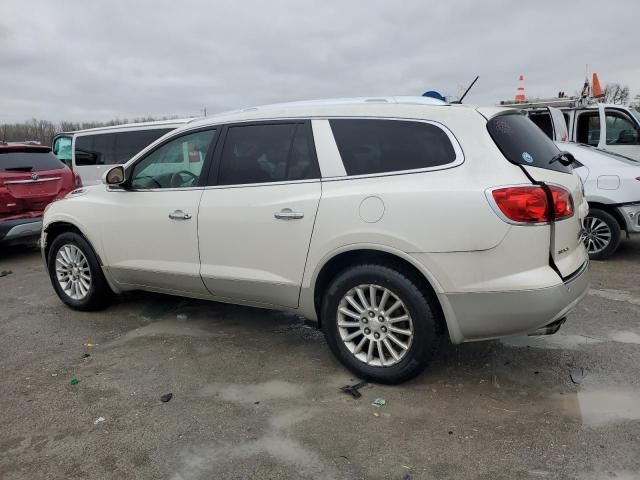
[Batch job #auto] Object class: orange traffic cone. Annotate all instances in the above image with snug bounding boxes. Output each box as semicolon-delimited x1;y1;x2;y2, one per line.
592;73;603;98
515;74;525;102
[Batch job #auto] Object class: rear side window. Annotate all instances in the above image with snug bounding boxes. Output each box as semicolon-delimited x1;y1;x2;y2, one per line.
329;119;457;176
487;113;571;173
1;151;64;172
75;128;173;166
528;112;553;139
217;123;319;185
113;129;173;163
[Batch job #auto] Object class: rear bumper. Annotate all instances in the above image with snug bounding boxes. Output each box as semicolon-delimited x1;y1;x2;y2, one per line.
616;204;640;234
0;217;43;244
441;260;590;343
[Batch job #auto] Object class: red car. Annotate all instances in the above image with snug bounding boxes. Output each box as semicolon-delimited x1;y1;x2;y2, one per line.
1;142;81;245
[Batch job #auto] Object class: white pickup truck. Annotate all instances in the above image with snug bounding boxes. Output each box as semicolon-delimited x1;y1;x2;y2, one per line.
518;102;640;161
523;106;640;259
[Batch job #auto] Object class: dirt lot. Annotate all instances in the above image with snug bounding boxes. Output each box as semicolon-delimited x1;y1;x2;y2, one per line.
1;239;639;480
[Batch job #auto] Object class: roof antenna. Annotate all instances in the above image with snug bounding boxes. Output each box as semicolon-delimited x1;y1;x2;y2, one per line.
451;75;479;104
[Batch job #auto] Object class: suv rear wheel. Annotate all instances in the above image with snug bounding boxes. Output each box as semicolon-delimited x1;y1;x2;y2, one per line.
321;264;440;384
47;232;113;311
583;209;621;260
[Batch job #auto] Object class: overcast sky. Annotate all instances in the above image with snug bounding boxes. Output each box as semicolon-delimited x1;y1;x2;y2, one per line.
2;0;639;123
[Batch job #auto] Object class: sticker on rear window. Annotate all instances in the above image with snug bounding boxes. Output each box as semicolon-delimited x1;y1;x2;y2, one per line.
522;152;533;163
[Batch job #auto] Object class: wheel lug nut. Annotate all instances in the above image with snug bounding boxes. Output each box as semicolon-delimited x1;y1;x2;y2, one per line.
368;311;375;318
364;328;371;334
362;318;368;323
378;316;385;322
374;332;380;339
381;326;387;333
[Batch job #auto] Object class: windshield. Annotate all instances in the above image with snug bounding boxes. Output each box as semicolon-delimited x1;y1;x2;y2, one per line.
631;108;640;124
487;113;571;173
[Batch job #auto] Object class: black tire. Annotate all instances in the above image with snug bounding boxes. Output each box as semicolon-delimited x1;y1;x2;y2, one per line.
321;264;441;384
584;209;621;260
47;232;113;311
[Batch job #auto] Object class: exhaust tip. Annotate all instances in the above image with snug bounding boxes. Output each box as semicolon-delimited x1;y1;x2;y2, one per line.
528;317;567;336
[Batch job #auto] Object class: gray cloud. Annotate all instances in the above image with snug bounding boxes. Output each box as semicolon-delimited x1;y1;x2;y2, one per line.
2;0;639;122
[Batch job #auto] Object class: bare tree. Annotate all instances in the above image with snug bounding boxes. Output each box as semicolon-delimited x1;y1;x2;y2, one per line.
0;115;182;145
599;83;630;104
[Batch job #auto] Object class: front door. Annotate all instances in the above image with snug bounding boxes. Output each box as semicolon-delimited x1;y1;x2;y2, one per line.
198;121;321;308
98;128;218;295
598;105;640;160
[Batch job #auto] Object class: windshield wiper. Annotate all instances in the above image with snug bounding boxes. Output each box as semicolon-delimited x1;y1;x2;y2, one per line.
549;151;576;167
4;166;34;172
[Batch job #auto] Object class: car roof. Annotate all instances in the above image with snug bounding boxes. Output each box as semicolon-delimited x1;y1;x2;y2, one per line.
59;118;196;136
0;142;52;153
181;96;483;129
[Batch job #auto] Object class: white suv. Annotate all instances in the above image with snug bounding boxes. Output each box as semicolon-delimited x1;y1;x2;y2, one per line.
42;97;590;383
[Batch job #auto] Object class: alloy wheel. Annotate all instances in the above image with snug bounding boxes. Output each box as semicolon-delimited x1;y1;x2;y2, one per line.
337;284;414;367
55;244;92;300
583;216;612;255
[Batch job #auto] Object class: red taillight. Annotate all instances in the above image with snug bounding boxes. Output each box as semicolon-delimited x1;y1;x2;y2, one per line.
490;185;573;224
548;185;574;219
73;171;83;188
492;186;549;223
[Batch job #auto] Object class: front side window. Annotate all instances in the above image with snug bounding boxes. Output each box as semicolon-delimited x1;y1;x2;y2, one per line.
605;111;639;145
52;136;72;165
130;129;216;189
217;123;318;185
329;119;457;176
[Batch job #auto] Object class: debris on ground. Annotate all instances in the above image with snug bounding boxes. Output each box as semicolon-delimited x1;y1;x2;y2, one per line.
84;342;97;348
371;398;386;408
93;417;105;425
373;412;380;417
176;314;188;321
70;378;79;385
401;474;414;480
0;270;13;277
82;353;91;358
491;375;500;388
160;393;173;403
570;367;586;384
339;380;367;399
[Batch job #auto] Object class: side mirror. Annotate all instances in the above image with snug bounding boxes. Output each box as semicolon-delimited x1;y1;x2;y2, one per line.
103;166;126;186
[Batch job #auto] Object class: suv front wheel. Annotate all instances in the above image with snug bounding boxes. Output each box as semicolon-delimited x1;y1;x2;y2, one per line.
321;264;440;384
47;232;113;311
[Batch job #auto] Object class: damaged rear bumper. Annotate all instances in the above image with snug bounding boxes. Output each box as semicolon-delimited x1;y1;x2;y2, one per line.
442;260;590;342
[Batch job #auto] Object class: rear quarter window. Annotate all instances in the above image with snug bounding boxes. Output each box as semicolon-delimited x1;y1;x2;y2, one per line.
1;151;64;172
487;113;571;173
329;119;457;176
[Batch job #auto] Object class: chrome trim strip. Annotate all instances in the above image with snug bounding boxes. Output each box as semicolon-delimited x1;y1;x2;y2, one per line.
4;177;61;185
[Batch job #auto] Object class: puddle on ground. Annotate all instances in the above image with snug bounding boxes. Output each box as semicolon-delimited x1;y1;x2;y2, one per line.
501;334;602;350
588;288;640;306
108;319;231;346
553;389;640;427
201;380;305;404
609;331;640;345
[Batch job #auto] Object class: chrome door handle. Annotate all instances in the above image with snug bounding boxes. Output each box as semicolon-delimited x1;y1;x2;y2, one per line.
168;210;192;220
274;208;304;220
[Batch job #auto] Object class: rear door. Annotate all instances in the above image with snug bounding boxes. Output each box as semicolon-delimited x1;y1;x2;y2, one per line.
198;121;321;308
486;112;588;278
548;107;569;142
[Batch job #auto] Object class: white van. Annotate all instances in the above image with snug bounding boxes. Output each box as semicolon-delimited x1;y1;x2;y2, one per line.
52;119;194;185
500;99;640;160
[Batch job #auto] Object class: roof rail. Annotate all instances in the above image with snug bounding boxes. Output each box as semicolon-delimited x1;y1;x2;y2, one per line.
498;96;588;109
